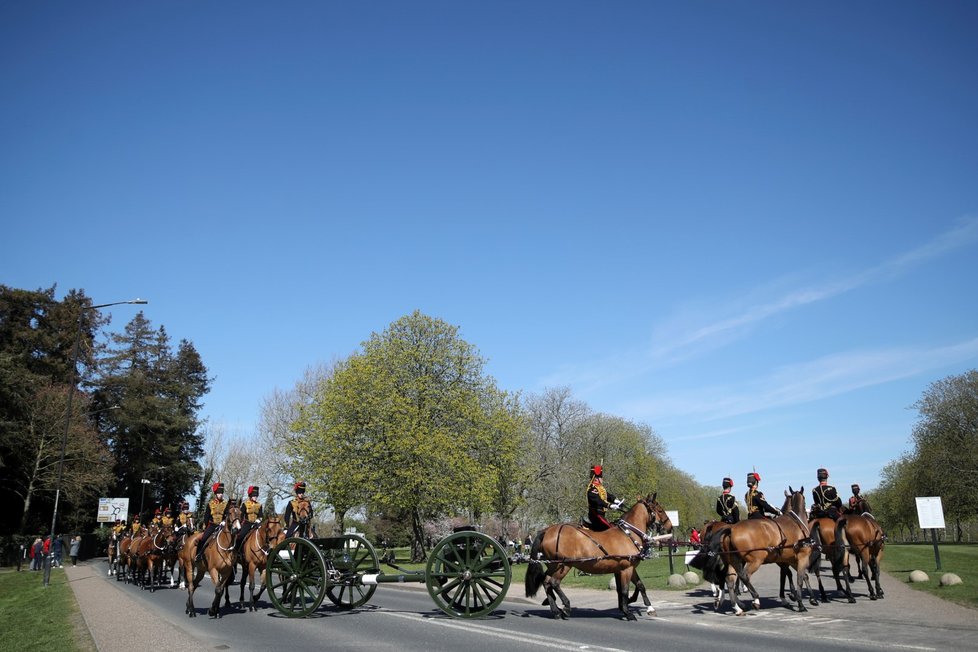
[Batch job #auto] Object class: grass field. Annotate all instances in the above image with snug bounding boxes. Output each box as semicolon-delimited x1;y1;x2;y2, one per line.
0;568;95;652
880;543;978;609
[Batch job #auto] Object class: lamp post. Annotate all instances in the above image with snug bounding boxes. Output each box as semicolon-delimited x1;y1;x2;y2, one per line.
43;298;147;587
140;478;151;517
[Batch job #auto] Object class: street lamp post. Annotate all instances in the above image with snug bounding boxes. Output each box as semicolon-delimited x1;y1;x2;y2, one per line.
43;298;147;587
140;479;151;516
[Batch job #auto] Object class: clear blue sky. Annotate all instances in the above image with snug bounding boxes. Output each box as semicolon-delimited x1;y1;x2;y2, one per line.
4;2;977;494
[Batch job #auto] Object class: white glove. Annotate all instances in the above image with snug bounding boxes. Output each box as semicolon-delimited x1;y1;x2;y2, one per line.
610;499;624;509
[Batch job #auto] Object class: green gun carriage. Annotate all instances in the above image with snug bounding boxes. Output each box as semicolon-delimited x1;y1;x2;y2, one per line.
266;528;512;619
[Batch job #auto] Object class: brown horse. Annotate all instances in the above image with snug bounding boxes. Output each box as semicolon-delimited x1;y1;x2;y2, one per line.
117;533;135;583
236;514;286;611
106;532;119;577
715;487;816;615
132;524;171;592
525;493;673;620
186;505;242;618
836;513;885;600
806;517;856;603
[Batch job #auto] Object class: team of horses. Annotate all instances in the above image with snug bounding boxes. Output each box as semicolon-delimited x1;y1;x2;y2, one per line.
106;506;286;618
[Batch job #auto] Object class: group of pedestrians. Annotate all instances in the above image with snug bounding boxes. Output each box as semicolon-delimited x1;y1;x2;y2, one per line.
22;534;82;571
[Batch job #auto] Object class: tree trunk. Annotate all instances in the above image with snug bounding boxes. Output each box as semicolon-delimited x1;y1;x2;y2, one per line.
410;507;427;563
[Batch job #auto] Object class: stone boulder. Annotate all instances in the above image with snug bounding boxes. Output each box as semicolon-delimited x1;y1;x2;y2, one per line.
908;570;929;583
667;574;687;588
940;573;962;586
683;571;701;586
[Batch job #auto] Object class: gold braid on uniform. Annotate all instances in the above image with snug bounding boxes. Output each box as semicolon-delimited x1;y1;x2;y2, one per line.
589;480;607;503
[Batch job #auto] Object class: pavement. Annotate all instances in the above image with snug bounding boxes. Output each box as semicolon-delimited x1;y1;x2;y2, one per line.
63;558;977;651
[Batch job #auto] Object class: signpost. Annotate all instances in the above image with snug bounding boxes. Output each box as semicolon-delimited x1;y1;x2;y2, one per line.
97;497;130;524
915;496;945;570
665;511;679;574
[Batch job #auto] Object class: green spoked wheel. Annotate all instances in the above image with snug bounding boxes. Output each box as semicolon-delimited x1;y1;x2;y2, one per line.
267;537;328;617
323;534;380;609
425;531;511;618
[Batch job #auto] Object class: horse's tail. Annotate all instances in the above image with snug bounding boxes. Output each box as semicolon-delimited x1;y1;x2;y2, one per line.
808;521;823;573
524;530;547;598
834;517;850;566
699;527;729;585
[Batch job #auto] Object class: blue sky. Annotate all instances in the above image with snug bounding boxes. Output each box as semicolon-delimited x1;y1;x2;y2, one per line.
3;2;977;494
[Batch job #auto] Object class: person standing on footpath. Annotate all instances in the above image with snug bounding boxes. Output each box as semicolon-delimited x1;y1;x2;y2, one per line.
69;536;81;566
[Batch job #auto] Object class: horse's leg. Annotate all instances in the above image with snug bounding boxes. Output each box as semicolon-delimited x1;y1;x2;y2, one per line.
615;571;637;621
629;568;655;616
724;561;745;615
541;566;569;619
872;552;884;599
209;568;224;618
861;549;879;600
738;558;763;611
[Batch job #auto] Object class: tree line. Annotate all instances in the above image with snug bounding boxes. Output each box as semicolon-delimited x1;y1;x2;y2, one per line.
0;285;210;535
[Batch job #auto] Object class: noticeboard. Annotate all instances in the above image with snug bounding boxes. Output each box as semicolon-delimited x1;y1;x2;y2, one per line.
915;496;945;529
666;510;679;527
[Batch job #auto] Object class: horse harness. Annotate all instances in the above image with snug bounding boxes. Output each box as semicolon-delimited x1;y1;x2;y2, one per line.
538;511;656;565
721;510;815;557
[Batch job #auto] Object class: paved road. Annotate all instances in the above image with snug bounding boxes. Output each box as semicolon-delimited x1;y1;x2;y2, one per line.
64;560;978;652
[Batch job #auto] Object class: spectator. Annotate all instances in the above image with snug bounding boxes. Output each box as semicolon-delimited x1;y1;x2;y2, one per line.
69;536;81;566
52;535;63;568
31;537;42;571
690;527;701;546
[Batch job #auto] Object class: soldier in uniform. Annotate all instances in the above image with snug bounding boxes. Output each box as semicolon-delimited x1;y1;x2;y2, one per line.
715;477;741;524
176;501;195;534
130;514;143;536
845;483;870;514
586;465;622;532
195;482;228;562
112;519;126;537
284;481;313;538
811;468;843;519
151;507;163;528
745;472;780;520
237;485;264;551
160;506;175;528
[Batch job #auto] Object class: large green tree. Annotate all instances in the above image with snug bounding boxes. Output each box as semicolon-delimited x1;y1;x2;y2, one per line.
92;313;210;520
289;311;522;560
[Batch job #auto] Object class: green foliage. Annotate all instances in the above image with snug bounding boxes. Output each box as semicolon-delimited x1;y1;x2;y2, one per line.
0;568;92;651
287;311;522;559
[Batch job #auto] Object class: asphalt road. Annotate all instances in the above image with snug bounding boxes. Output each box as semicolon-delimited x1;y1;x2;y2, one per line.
66;560;978;652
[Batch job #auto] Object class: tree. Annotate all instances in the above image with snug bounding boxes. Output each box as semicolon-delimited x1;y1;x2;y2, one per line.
910;370;978;539
92;313;210;517
289;311;522;560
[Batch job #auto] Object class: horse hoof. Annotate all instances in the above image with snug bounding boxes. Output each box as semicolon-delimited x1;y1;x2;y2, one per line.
752;600;760;610
809;599;818;606
624;612;637;622
870;594;877;601
848;597;856;603
735;611;746;617
646;606;656;616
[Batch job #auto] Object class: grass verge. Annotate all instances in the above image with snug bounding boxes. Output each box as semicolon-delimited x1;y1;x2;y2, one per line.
881;543;977;609
0;567;96;652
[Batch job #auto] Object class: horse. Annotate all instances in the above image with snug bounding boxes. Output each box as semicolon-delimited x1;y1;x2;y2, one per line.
106;532;119;576
836;512;885;600
236;514;286;611
713;487;817;615
689;520;740;611
131;524;171;592
117;533;135;583
804;516;856;603
525;493;673;620
185;505;243;618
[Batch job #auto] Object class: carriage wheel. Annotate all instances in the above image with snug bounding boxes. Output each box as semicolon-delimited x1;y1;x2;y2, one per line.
426;531;511;618
267;537;327;617
324;534;380;609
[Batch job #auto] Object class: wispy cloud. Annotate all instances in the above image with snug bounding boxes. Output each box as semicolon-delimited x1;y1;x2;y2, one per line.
621;337;978;423
539;217;978;392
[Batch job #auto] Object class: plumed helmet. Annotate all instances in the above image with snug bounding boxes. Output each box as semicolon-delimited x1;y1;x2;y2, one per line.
722;477;733;489
181;501;190;510
163;506;171;514
851;484;860;494
248;485;259;497
817;468;829;482
591;465;603;478
133;514;140;521
154;507;161;515
115;519;121;524
747;472;760;486
212;482;225;494
294;481;306;494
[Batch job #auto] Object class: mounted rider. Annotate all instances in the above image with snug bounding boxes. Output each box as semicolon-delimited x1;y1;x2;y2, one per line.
176;501;195;534
586;465;622;532
151;507;163;528
845;483;870;514
745;472;780;519
237;485;264;551
160;506;175;528
195;482;228;562
284;481;313;538
810;468;843;519
130;514;143;536
715;477;741;524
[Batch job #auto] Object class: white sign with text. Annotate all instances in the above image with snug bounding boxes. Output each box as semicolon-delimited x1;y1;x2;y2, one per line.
915;496;945;529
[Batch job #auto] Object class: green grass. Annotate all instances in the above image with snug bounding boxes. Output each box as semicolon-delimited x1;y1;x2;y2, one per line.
880;543;978;609
0;568;95;652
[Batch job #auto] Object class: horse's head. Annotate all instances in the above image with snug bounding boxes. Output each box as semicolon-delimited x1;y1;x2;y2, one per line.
636;492;673;535
264;514;285;547
783;486;806;518
226;505;243;532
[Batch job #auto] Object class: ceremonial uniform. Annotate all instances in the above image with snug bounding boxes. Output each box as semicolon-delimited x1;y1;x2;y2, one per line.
130;516;143;536
237;486;264;550
284;482;313;538
586;465;619;532
715;477;741;524
745;472;780;519
846;484;870;514
195;483;227;561
811;468;843;519
151;508;163;528
177;502;195;533
161;509;175;528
